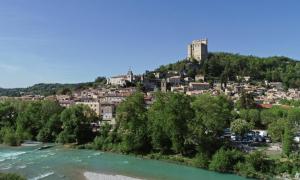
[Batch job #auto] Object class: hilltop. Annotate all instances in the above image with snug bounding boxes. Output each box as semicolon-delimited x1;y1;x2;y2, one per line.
154;52;300;88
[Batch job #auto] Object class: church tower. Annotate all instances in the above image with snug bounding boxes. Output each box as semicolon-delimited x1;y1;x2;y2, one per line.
127;69;134;82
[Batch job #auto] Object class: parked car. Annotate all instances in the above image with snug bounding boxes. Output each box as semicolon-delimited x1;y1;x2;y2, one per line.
265;137;272;143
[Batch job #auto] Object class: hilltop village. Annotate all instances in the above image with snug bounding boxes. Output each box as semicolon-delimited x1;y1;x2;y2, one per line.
1;39;299;126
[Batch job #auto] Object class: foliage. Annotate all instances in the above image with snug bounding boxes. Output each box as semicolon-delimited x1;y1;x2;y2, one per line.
239;108;261;128
0;127;21;146
280;99;300;107
189;94;233;154
260;106;288;126
116;92;150;153
230;119;251;136
287;108;300;126
148;92;194;154
0;102;18;129
58;105;97;144
267;118;287;142
209;148;244;173
0;173;26;180
282;122;294;157
194;152;210;168
234;151;274;178
92;123;116;151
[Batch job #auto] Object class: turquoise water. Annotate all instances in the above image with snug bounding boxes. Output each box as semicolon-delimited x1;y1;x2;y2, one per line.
0;145;247;180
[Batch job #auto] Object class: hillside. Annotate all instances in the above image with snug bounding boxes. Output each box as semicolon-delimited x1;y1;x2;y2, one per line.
155;52;300;88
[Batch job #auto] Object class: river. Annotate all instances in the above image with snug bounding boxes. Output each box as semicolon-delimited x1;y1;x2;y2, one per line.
0;144;247;180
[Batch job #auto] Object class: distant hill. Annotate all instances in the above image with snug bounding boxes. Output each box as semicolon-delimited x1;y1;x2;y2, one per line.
154;52;300;88
0;77;107;97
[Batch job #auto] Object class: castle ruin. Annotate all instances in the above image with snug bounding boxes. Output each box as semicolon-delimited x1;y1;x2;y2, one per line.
187;39;208;63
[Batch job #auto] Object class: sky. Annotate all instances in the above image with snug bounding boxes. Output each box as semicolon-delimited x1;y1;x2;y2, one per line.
0;0;300;88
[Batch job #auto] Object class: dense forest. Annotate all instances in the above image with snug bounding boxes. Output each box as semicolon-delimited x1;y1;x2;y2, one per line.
156;52;300;88
1;92;300;179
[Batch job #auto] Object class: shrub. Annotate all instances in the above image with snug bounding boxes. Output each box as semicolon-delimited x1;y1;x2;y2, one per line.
234;151;275;179
209;148;231;172
209;148;244;173
0;172;26;180
0;127;21;146
194;152;210;168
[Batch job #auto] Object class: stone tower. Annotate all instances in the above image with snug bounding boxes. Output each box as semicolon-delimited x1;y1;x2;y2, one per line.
187;39;208;63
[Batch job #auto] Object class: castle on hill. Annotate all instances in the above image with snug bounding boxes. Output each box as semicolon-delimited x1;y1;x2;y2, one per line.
187;38;208;63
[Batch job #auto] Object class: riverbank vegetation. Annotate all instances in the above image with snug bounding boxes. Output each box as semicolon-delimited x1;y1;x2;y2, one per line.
1;93;300;179
89;92;300;179
0;172;26;180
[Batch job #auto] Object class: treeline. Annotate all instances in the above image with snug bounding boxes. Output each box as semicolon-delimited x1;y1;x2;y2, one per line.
0;76;107;97
91;92;300;179
156;52;300;88
0;100;99;146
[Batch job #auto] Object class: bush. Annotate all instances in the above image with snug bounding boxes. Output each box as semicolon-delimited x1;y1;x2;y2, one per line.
194;152;210;168
0;172;26;180
275;161;293;174
209;148;231;172
209;148;244;173
93;136;105;150
0;127;21;146
56;131;75;144
234;151;275;179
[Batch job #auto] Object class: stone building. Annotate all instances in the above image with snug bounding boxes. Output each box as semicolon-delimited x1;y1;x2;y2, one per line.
187;39;208;62
107;69;134;86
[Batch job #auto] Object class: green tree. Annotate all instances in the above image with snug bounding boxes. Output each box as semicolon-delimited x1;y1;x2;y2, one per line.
58;105;97;144
37;114;62;142
267;118;287;142
209;148;243;173
0;127;21;146
148;92;194;154
248;109;261;127
260;107;288;126
0;102;18;128
16;102;43;140
189;94;233;154
116;92;150;153
282;122;294;157
230;119;251;136
287;108;300;126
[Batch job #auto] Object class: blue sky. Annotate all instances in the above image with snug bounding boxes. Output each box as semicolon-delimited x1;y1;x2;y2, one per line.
0;0;299;88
